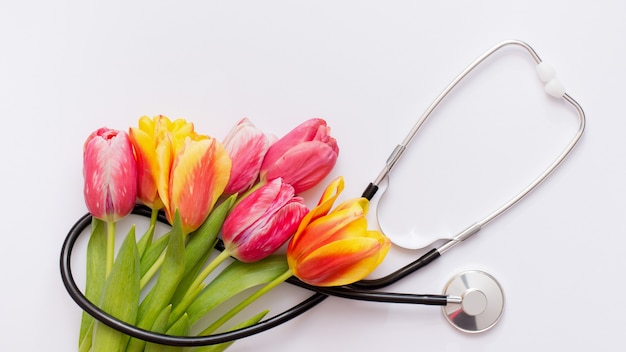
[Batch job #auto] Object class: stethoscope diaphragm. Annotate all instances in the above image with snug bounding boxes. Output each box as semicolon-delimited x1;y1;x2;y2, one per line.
442;270;505;333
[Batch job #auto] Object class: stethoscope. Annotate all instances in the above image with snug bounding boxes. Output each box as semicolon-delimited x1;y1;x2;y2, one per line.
60;39;586;346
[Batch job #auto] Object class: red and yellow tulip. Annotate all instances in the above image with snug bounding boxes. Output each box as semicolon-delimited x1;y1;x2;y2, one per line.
260;118;339;194
130;115;231;234
83;127;137;222
287;176;390;286
129;115;194;210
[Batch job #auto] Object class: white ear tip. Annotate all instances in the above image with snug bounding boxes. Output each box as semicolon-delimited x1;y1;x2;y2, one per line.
536;62;556;82
545;78;566;98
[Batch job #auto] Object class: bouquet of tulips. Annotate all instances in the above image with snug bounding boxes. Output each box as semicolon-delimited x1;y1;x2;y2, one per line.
78;115;390;351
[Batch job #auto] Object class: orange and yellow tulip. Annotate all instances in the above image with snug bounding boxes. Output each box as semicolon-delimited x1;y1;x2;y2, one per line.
287;177;390;286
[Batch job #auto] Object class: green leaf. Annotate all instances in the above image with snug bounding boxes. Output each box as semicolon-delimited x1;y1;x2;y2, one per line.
137;208;159;258
79;217;106;348
91;226;140;352
126;212;186;352
170;243;215;309
183;196;235;279
148;314;191;352
164;197;236;326
140;230;171;277
191;311;269;352
144;305;175;352
186;255;288;326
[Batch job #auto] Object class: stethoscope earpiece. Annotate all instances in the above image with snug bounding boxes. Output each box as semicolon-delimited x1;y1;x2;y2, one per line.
442;270;505;333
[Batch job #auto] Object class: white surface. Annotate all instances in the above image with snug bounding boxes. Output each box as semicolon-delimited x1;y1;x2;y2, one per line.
1;1;624;351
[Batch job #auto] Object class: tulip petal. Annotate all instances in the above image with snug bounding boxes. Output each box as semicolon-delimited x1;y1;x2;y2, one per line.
264;141;338;194
260;118;338;193
297;199;370;249
231;199;308;262
291;176;343;241
261;118;327;168
168;137;231;234
156;136;173;215
131;115;198;211
288;214;368;266
289;177;360;257
223;119;271;195
129;127;162;209
222;178;284;242
292;235;390;286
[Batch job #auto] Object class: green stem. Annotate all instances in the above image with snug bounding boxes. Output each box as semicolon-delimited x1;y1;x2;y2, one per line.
139;232;224;291
199;269;293;336
140;251;166;289
105;221;115;277
184;250;231;300
166;250;232;327
78;320;94;352
168;282;206;328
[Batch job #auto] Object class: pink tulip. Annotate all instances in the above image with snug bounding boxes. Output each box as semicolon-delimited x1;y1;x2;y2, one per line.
83;128;137;222
222;118;272;195
260;118;339;194
222;178;309;262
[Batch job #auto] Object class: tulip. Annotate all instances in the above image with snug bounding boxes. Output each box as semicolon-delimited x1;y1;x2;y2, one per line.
177;177;306;317
287;176;390;286
222;178;309;262
161;133;231;235
129;115;194;210
207;176;390;332
83;127;137;222
129;115;231;234
83;127;138;278
260;118;339;194
222;118;272;195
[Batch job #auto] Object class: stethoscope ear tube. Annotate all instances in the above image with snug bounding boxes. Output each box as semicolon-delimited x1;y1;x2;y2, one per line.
364;39;586;250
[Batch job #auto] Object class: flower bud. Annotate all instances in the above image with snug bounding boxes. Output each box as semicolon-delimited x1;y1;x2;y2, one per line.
222;178;309;262
163;134;231;234
130;115;231;234
287;177;390;286
260;118;339;194
222;118;272;195
83;128;137;222
129;115;195;210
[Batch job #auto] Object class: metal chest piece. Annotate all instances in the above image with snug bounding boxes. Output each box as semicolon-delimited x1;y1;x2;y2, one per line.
442;270;505;333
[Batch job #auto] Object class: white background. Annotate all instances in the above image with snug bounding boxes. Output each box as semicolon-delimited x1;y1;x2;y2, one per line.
1;1;624;351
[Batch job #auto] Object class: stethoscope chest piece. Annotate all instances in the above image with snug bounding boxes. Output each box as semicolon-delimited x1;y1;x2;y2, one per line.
442;270;504;333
